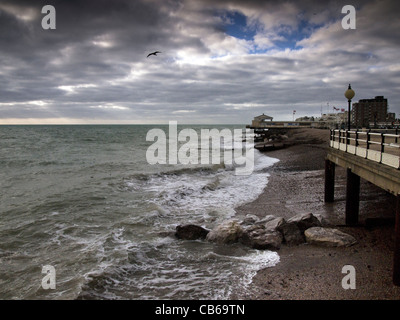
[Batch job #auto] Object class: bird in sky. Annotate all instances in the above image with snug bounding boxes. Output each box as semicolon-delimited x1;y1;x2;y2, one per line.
147;51;161;58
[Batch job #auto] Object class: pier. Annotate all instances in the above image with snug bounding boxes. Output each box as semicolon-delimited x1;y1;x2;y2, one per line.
325;129;400;285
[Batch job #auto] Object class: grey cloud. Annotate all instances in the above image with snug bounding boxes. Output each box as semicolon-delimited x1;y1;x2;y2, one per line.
0;0;399;123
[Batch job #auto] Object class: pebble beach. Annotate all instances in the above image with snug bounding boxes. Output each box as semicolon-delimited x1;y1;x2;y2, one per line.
234;128;400;300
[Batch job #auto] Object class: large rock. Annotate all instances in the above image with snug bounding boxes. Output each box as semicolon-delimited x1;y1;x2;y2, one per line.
287;213;321;233
175;224;209;240
240;225;282;250
240;214;275;227
265;217;285;232
278;221;304;246
206;220;243;244
305;227;357;247
258;215;276;225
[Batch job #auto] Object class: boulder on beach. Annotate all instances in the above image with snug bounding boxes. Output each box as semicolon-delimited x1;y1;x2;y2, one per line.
264;216;305;246
258;215;276;225
304;227;357;247
241;214;275;227
278;221;304;246
240;225;282;250
206;220;243;244
175;224;209;240
265;217;285;232
287;213;321;233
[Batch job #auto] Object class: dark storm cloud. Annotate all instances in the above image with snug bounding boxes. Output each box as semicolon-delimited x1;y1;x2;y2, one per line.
0;0;399;123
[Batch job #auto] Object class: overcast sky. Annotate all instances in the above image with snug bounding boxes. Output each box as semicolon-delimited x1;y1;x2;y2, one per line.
0;0;399;124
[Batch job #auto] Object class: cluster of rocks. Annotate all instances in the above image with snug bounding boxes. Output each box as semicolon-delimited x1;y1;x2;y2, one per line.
175;212;357;250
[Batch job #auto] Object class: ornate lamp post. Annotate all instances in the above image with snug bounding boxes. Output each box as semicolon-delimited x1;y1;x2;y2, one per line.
344;84;355;130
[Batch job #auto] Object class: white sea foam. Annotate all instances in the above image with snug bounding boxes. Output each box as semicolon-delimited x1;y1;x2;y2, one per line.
79;232;280;300
128;148;279;228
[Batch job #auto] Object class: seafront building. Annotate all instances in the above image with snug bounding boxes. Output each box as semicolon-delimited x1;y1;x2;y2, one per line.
249;95;397;130
248;112;348;129
352;96;393;128
302;112;348;129
251;114;274;127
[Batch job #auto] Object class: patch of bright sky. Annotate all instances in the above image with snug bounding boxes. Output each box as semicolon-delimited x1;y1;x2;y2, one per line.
221;11;257;41
275;17;326;50
58;84;97;94
220;10;326;53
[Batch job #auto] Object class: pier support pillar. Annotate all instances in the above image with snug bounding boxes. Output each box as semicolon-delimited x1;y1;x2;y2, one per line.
325;159;335;203
394;194;400;286
345;168;360;225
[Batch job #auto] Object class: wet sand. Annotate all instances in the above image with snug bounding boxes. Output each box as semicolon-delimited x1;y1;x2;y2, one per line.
234;128;400;300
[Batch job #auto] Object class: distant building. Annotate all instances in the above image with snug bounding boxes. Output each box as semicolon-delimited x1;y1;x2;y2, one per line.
249;113;313;129
352;96;388;128
251;114;273;127
249;112;349;129
387;113;396;122
316;112;348;129
314;111;347;129
295;116;315;122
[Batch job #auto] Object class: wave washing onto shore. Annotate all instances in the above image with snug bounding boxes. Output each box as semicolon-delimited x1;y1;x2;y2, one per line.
0;125;279;299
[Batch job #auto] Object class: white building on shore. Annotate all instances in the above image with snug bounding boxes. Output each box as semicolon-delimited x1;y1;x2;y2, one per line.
249;111;349;129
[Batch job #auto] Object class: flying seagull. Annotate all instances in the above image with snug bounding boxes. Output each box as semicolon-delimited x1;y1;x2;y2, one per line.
147;51;161;58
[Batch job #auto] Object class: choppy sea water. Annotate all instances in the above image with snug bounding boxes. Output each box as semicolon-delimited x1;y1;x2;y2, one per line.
0;125;279;300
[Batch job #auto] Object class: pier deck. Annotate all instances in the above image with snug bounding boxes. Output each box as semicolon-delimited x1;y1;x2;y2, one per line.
325;129;400;285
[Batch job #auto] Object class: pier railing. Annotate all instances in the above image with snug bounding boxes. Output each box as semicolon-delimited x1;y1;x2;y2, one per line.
330;129;400;169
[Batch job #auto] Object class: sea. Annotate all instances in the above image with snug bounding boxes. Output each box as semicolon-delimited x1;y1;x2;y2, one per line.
0;124;280;300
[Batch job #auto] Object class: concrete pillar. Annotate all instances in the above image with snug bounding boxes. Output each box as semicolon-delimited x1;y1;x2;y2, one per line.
324;159;335;203
394;194;400;286
345;168;360;225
